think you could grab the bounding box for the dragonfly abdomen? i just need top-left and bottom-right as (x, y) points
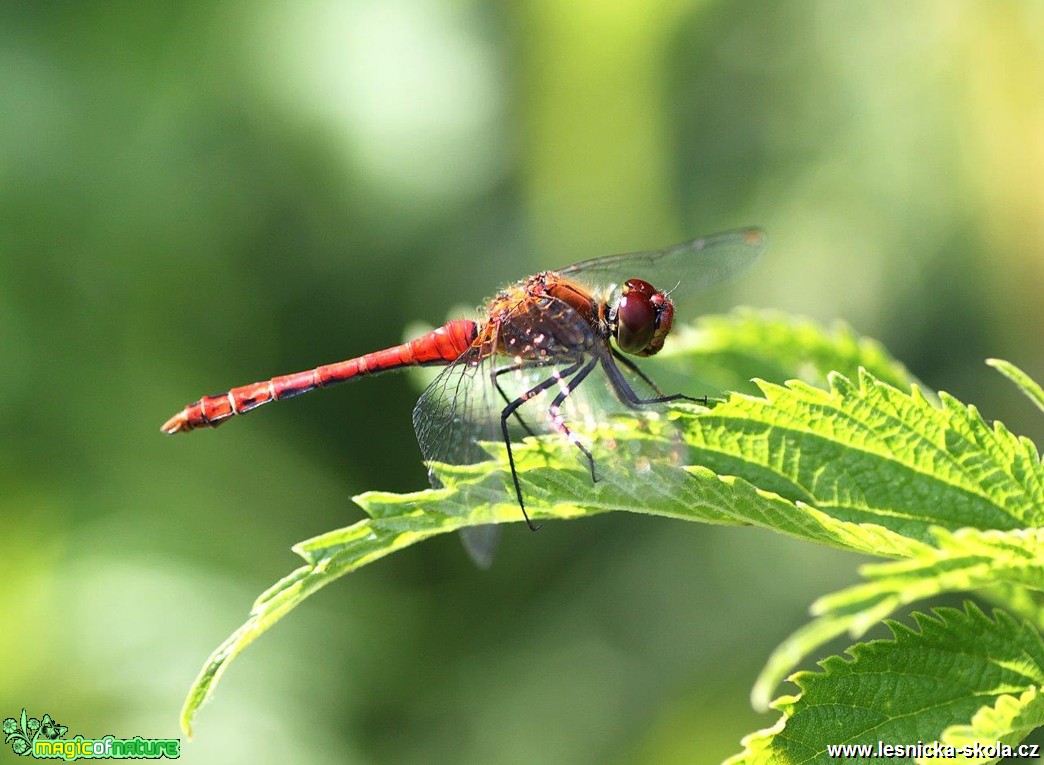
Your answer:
(161, 320), (478, 434)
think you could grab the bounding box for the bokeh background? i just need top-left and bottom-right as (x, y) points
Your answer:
(3, 2), (1043, 763)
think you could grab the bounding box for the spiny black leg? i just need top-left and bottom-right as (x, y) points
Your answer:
(499, 358), (584, 531)
(610, 348), (707, 405)
(491, 361), (565, 474)
(546, 356), (599, 483)
(601, 352), (708, 407)
(611, 348), (667, 397)
(491, 361), (543, 441)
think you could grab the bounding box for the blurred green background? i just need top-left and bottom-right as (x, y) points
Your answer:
(3, 1), (1043, 763)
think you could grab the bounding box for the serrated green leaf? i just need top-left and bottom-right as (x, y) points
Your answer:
(180, 313), (1044, 747)
(182, 376), (936, 735)
(688, 371), (1043, 544)
(728, 604), (1044, 765)
(940, 687), (1044, 763)
(752, 528), (1044, 710)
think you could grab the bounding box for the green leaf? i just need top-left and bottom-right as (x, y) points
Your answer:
(752, 528), (1044, 710)
(740, 360), (1044, 707)
(182, 425), (931, 734)
(987, 358), (1044, 414)
(180, 312), (1044, 749)
(941, 687), (1044, 761)
(656, 308), (919, 395)
(727, 604), (1044, 765)
(689, 372), (1043, 542)
(179, 508), (466, 737)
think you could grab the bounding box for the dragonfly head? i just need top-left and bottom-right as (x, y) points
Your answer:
(609, 278), (675, 357)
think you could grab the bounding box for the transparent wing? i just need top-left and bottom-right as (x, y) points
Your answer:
(558, 228), (766, 301)
(413, 345), (507, 568)
(412, 290), (604, 565)
(413, 344), (502, 483)
(413, 287), (606, 479)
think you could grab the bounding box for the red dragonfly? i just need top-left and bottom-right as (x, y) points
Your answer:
(163, 229), (765, 562)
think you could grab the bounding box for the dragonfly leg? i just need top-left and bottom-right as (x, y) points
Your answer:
(491, 361), (563, 475)
(602, 352), (707, 407)
(490, 361), (547, 441)
(498, 357), (585, 531)
(546, 356), (600, 483)
(610, 347), (667, 397)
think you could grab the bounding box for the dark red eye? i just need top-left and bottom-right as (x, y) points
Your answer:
(612, 278), (675, 357)
(615, 278), (672, 356)
(624, 278), (655, 297)
(616, 293), (655, 354)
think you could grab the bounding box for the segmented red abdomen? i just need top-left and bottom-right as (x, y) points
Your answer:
(161, 319), (478, 433)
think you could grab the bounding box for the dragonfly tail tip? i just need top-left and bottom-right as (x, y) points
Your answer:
(160, 411), (189, 434)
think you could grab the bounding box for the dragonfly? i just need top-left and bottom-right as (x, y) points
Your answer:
(162, 228), (765, 565)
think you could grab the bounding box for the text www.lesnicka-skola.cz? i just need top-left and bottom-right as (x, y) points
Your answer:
(824, 740), (1039, 759)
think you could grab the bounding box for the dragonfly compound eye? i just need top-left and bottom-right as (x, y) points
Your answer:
(616, 278), (673, 356)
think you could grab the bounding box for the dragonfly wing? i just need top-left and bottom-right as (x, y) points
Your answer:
(413, 346), (507, 567)
(412, 290), (609, 566)
(413, 289), (604, 489)
(558, 227), (766, 299)
(413, 345), (499, 478)
(458, 524), (501, 570)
